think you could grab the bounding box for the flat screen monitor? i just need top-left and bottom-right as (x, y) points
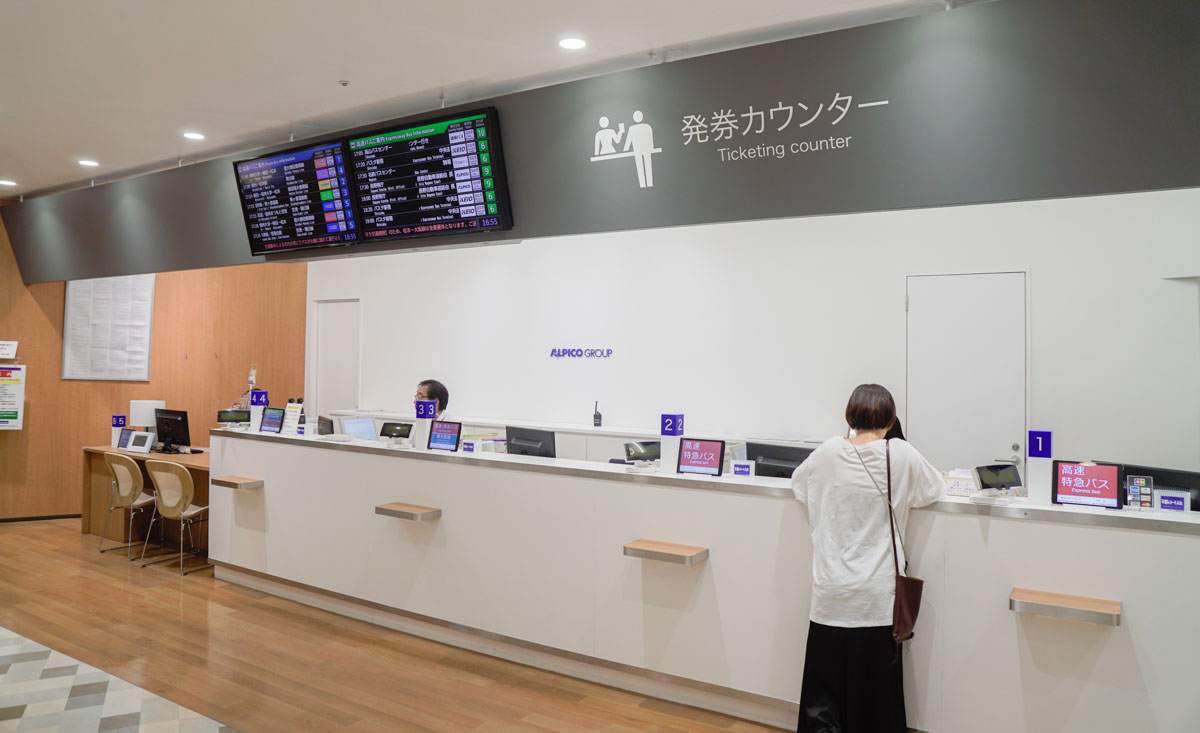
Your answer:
(428, 421), (462, 451)
(342, 417), (377, 442)
(346, 108), (513, 243)
(624, 441), (661, 462)
(380, 421), (413, 439)
(678, 438), (726, 477)
(506, 426), (556, 458)
(976, 464), (1023, 490)
(1052, 460), (1125, 509)
(117, 427), (133, 449)
(746, 442), (814, 478)
(154, 408), (191, 451)
(260, 407), (286, 434)
(317, 416), (334, 435)
(1122, 463), (1200, 511)
(217, 409), (251, 424)
(234, 140), (359, 255)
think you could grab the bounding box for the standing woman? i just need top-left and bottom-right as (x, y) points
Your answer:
(791, 384), (945, 732)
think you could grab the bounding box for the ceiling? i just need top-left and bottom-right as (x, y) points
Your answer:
(0, 0), (949, 198)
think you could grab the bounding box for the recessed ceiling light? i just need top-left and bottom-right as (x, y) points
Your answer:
(0, 180), (16, 186)
(559, 38), (586, 50)
(79, 159), (99, 167)
(183, 131), (205, 140)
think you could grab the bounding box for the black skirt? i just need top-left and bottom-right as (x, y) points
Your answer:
(797, 621), (906, 733)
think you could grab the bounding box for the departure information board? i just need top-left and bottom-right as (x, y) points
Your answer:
(234, 141), (358, 255)
(347, 108), (512, 242)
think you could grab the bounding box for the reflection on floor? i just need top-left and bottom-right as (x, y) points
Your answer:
(0, 626), (235, 733)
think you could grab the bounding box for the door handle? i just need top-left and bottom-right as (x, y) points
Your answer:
(992, 457), (1019, 465)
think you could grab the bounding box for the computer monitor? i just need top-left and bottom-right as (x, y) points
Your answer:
(746, 442), (814, 478)
(342, 417), (377, 442)
(380, 421), (413, 439)
(506, 426), (556, 458)
(1123, 463), (1200, 511)
(154, 408), (191, 453)
(624, 441), (661, 462)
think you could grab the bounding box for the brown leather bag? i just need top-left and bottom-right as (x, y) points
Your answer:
(885, 440), (924, 643)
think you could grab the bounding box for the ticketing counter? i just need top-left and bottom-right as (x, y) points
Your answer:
(207, 427), (1200, 732)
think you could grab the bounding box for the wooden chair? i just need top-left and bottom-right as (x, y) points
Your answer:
(99, 452), (156, 560)
(140, 460), (210, 575)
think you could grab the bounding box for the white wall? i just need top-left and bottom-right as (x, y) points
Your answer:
(306, 188), (1200, 471)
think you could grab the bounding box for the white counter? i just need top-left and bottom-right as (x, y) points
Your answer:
(208, 430), (1200, 731)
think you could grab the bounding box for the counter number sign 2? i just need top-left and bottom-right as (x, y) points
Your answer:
(111, 415), (126, 428)
(250, 390), (269, 407)
(661, 414), (684, 436)
(416, 400), (438, 419)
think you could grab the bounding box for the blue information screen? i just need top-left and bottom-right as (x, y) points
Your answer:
(235, 141), (358, 255)
(428, 421), (461, 451)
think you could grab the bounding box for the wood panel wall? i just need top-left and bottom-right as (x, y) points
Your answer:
(0, 214), (306, 520)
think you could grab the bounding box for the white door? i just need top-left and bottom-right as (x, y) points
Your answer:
(313, 299), (361, 419)
(906, 272), (1026, 476)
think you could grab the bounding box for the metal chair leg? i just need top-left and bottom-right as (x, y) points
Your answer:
(140, 508), (158, 565)
(98, 504), (115, 552)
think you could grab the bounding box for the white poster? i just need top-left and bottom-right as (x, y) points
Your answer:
(0, 364), (26, 430)
(62, 274), (155, 381)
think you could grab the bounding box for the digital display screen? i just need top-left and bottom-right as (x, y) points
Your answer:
(260, 407), (285, 434)
(130, 434), (150, 448)
(380, 422), (413, 439)
(1054, 462), (1120, 508)
(428, 421), (462, 451)
(678, 439), (725, 476)
(234, 141), (358, 255)
(977, 464), (1022, 489)
(118, 428), (133, 448)
(342, 417), (377, 442)
(347, 108), (512, 242)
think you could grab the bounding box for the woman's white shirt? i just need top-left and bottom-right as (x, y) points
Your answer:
(791, 437), (946, 627)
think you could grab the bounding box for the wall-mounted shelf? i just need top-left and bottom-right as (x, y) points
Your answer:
(1009, 587), (1121, 626)
(211, 475), (263, 490)
(375, 502), (442, 521)
(623, 539), (709, 565)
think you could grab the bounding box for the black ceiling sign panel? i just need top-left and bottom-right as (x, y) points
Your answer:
(4, 0), (1197, 283)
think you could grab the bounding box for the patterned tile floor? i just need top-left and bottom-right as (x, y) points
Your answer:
(0, 626), (235, 733)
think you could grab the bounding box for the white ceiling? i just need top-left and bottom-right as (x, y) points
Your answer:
(0, 0), (946, 198)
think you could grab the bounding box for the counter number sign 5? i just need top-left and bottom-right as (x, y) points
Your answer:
(416, 400), (438, 420)
(661, 414), (684, 437)
(251, 390), (269, 407)
(111, 415), (126, 428)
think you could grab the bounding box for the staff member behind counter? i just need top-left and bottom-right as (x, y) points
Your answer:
(414, 379), (451, 421)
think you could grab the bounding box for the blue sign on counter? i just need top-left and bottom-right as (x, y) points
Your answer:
(416, 400), (438, 419)
(250, 390), (269, 407)
(1028, 430), (1052, 458)
(661, 414), (685, 436)
(111, 415), (126, 428)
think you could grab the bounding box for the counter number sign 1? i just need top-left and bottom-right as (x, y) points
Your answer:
(250, 390), (269, 407)
(111, 415), (127, 428)
(661, 414), (685, 437)
(416, 400), (438, 419)
(1028, 430), (1052, 458)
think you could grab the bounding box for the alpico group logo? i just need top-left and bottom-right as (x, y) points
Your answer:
(549, 348), (614, 359)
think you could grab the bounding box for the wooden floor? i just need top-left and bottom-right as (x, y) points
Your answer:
(0, 519), (783, 732)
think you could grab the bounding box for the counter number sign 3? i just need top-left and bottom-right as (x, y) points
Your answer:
(416, 400), (438, 420)
(661, 414), (684, 436)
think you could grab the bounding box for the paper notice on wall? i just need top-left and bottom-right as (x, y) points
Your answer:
(0, 342), (17, 359)
(0, 364), (26, 430)
(62, 274), (155, 381)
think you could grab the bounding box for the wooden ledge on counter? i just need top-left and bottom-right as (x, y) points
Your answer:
(1009, 587), (1122, 626)
(623, 539), (709, 565)
(375, 502), (442, 521)
(211, 476), (264, 491)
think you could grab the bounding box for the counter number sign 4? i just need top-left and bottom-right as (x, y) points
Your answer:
(416, 400), (438, 420)
(661, 414), (684, 436)
(250, 390), (269, 407)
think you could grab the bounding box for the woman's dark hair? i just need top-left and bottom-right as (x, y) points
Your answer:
(845, 384), (896, 432)
(419, 379), (449, 410)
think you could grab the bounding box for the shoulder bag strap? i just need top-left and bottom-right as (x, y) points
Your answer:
(886, 439), (902, 578)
